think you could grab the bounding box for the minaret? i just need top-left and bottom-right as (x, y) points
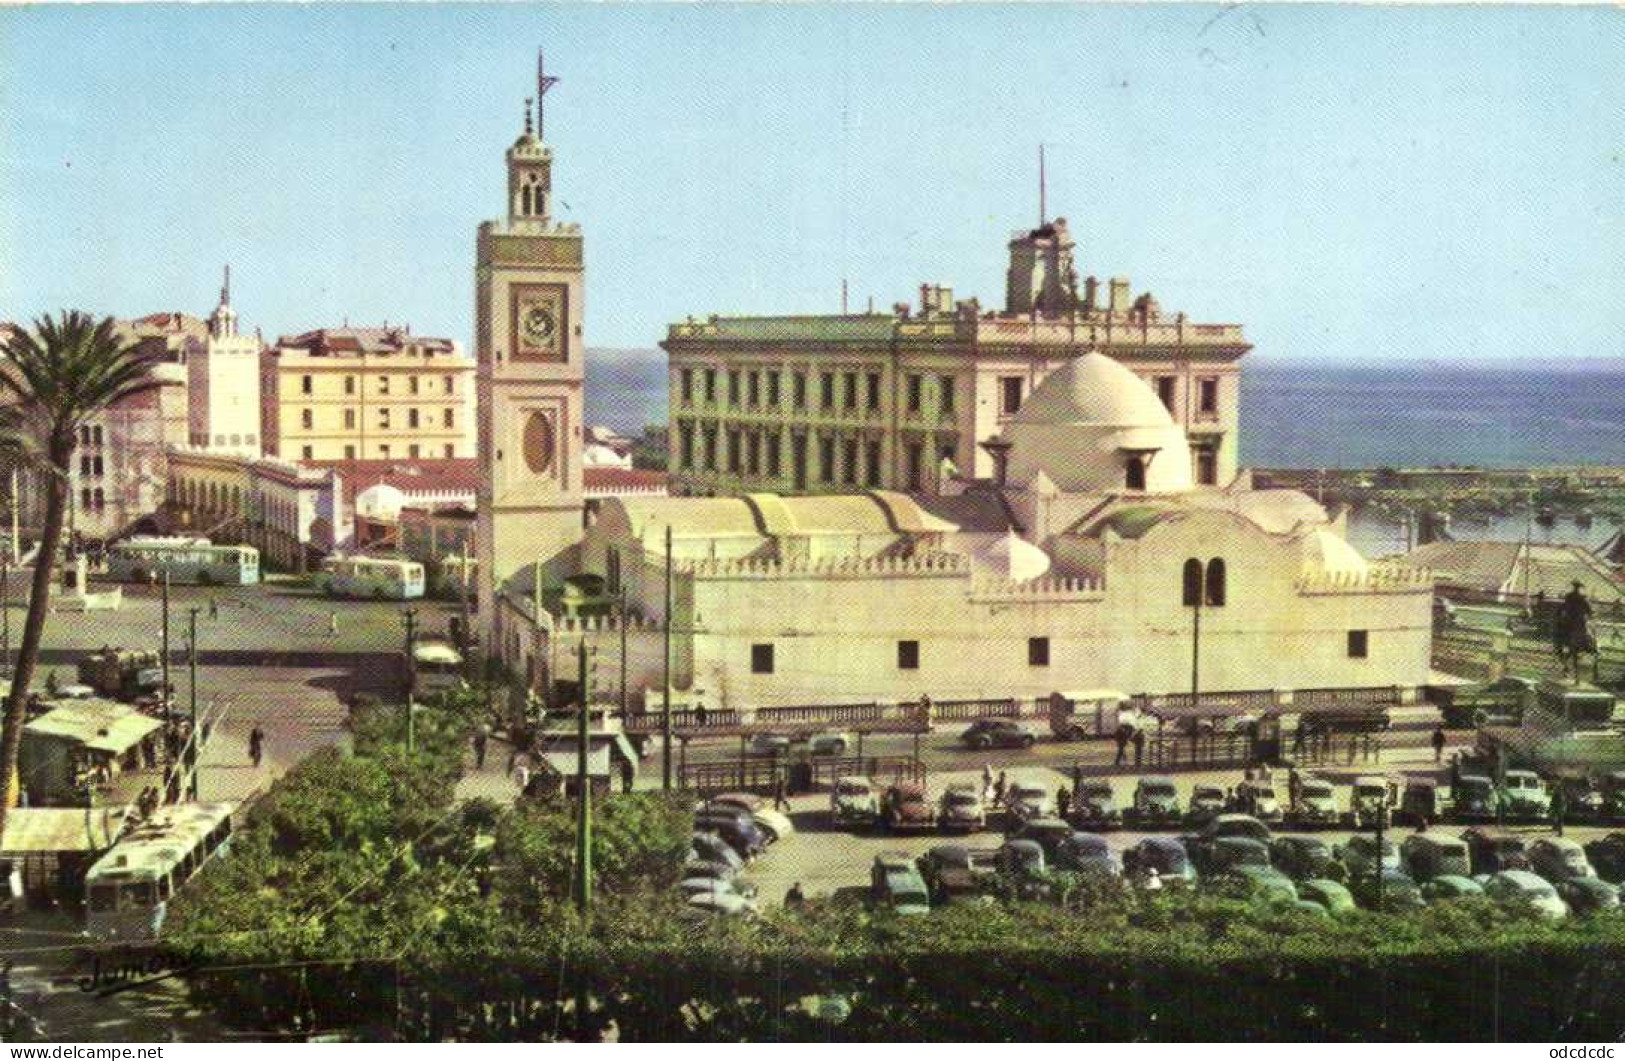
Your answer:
(475, 50), (586, 651)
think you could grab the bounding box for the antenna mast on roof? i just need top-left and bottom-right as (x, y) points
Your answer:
(536, 48), (560, 142)
(1038, 143), (1047, 226)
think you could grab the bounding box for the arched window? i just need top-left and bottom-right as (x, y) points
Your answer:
(1181, 558), (1203, 607)
(92, 488), (105, 512)
(1205, 558), (1227, 607)
(606, 546), (622, 596)
(1125, 456), (1146, 491)
(521, 184), (533, 216)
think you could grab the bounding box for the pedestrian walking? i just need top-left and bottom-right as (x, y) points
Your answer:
(993, 771), (1007, 807)
(694, 702), (708, 728)
(248, 725), (265, 769)
(785, 882), (806, 907)
(473, 726), (489, 769)
(208, 597), (219, 620)
(1056, 784), (1071, 821)
(1288, 768), (1301, 807)
(774, 774), (791, 812)
(1114, 726), (1130, 766)
(327, 610), (339, 637)
(1132, 729), (1146, 767)
(1431, 726), (1446, 764)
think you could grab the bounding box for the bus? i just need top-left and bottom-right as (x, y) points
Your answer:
(412, 641), (465, 698)
(84, 801), (237, 941)
(314, 555), (425, 600)
(104, 536), (260, 586)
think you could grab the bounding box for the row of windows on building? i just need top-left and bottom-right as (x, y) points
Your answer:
(298, 373), (459, 397)
(77, 425), (105, 447)
(745, 629), (1373, 676)
(297, 442), (457, 461)
(1154, 375), (1222, 418)
(297, 407), (456, 431)
(678, 366), (958, 419)
(79, 487), (107, 513)
(676, 421), (957, 490)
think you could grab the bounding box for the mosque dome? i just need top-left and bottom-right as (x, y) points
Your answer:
(1004, 351), (1193, 495)
(1301, 528), (1370, 577)
(970, 530), (1053, 581)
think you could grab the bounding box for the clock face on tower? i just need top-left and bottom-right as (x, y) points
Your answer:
(509, 283), (568, 362)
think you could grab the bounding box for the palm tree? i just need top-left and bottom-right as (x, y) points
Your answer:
(0, 311), (163, 836)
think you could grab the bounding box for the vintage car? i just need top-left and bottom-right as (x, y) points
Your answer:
(1350, 869), (1427, 912)
(960, 718), (1038, 750)
(1434, 675), (1535, 728)
(1346, 775), (1394, 829)
(917, 845), (997, 904)
(870, 853), (931, 915)
(1297, 878), (1357, 915)
(1334, 834), (1400, 879)
(1124, 776), (1182, 827)
(1270, 835), (1339, 882)
(1401, 833), (1472, 882)
(1527, 837), (1596, 883)
(1070, 780), (1122, 830)
(1007, 817), (1075, 860)
(1555, 876), (1620, 915)
(938, 784), (987, 833)
(1285, 776), (1341, 829)
(1583, 832), (1625, 883)
(1477, 870), (1567, 920)
(1230, 778), (1283, 823)
(1053, 833), (1119, 878)
(1122, 837), (1195, 884)
(1420, 874), (1485, 902)
(830, 776), (879, 827)
(1184, 784), (1228, 827)
(881, 781), (937, 833)
(1461, 828), (1531, 875)
(1447, 775), (1499, 823)
(1004, 780), (1054, 825)
(1497, 769), (1552, 822)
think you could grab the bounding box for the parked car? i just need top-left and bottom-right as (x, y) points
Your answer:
(1070, 780), (1122, 830)
(938, 784), (987, 833)
(704, 796), (793, 844)
(677, 876), (757, 901)
(1334, 834), (1400, 879)
(882, 781), (937, 832)
(1461, 828), (1532, 875)
(1221, 863), (1299, 903)
(1053, 832), (1118, 878)
(870, 853), (932, 915)
(1346, 775), (1393, 828)
(745, 733), (792, 758)
(1004, 780), (1053, 825)
(961, 718), (1038, 750)
(1498, 769), (1551, 822)
(693, 813), (768, 859)
(1270, 835), (1339, 882)
(1350, 869), (1426, 912)
(1555, 876), (1619, 915)
(1436, 675), (1535, 727)
(1527, 836), (1596, 882)
(1400, 833), (1472, 882)
(1008, 817), (1075, 860)
(807, 731), (852, 758)
(1477, 870), (1568, 920)
(1230, 778), (1283, 823)
(1556, 776), (1606, 823)
(1582, 832), (1625, 883)
(1182, 813), (1272, 869)
(831, 775), (879, 827)
(681, 857), (741, 884)
(691, 832), (745, 873)
(1202, 836), (1272, 876)
(1122, 837), (1195, 885)
(685, 890), (759, 917)
(1419, 874), (1485, 902)
(1297, 878), (1357, 915)
(1396, 780), (1439, 826)
(917, 845), (996, 903)
(1125, 776), (1181, 827)
(1285, 775), (1340, 829)
(1602, 771), (1625, 822)
(994, 839), (1050, 899)
(1184, 784), (1228, 827)
(1448, 775), (1498, 822)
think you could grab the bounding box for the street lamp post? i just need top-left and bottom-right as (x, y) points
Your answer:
(187, 606), (200, 800)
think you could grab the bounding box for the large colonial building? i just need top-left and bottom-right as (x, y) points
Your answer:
(188, 267), (262, 456)
(260, 326), (475, 462)
(663, 216), (1249, 499)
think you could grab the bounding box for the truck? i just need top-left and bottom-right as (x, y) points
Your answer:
(77, 647), (163, 701)
(1047, 689), (1134, 741)
(1345, 775), (1394, 829)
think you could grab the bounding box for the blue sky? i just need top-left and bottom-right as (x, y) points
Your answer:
(2, 4), (1621, 363)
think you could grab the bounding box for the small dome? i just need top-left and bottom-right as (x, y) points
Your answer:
(1302, 528), (1369, 577)
(971, 530), (1053, 581)
(1005, 351), (1192, 494)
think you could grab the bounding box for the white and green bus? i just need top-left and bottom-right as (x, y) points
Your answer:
(105, 536), (260, 586)
(85, 801), (237, 941)
(314, 555), (426, 600)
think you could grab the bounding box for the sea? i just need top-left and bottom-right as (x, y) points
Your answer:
(589, 354), (1625, 469)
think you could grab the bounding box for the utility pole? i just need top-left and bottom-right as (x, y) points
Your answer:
(1, 545), (9, 678)
(662, 524), (674, 791)
(574, 640), (593, 913)
(618, 584), (628, 720)
(9, 468), (19, 565)
(187, 607), (200, 800)
(402, 607), (418, 752)
(160, 570), (171, 756)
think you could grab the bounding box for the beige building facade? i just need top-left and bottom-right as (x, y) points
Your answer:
(664, 217), (1248, 499)
(188, 268), (263, 456)
(260, 327), (475, 462)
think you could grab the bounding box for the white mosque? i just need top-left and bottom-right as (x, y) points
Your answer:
(500, 351), (1433, 710)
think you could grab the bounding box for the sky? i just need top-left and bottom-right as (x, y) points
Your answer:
(1, 3), (1622, 365)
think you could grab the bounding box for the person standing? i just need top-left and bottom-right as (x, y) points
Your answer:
(785, 882), (806, 907)
(1114, 726), (1130, 767)
(1431, 726), (1446, 764)
(208, 597), (219, 621)
(774, 773), (791, 812)
(248, 725), (265, 769)
(1056, 784), (1071, 821)
(327, 610), (339, 638)
(473, 725), (489, 769)
(993, 771), (1007, 807)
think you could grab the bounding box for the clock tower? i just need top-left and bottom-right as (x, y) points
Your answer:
(476, 51), (584, 641)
